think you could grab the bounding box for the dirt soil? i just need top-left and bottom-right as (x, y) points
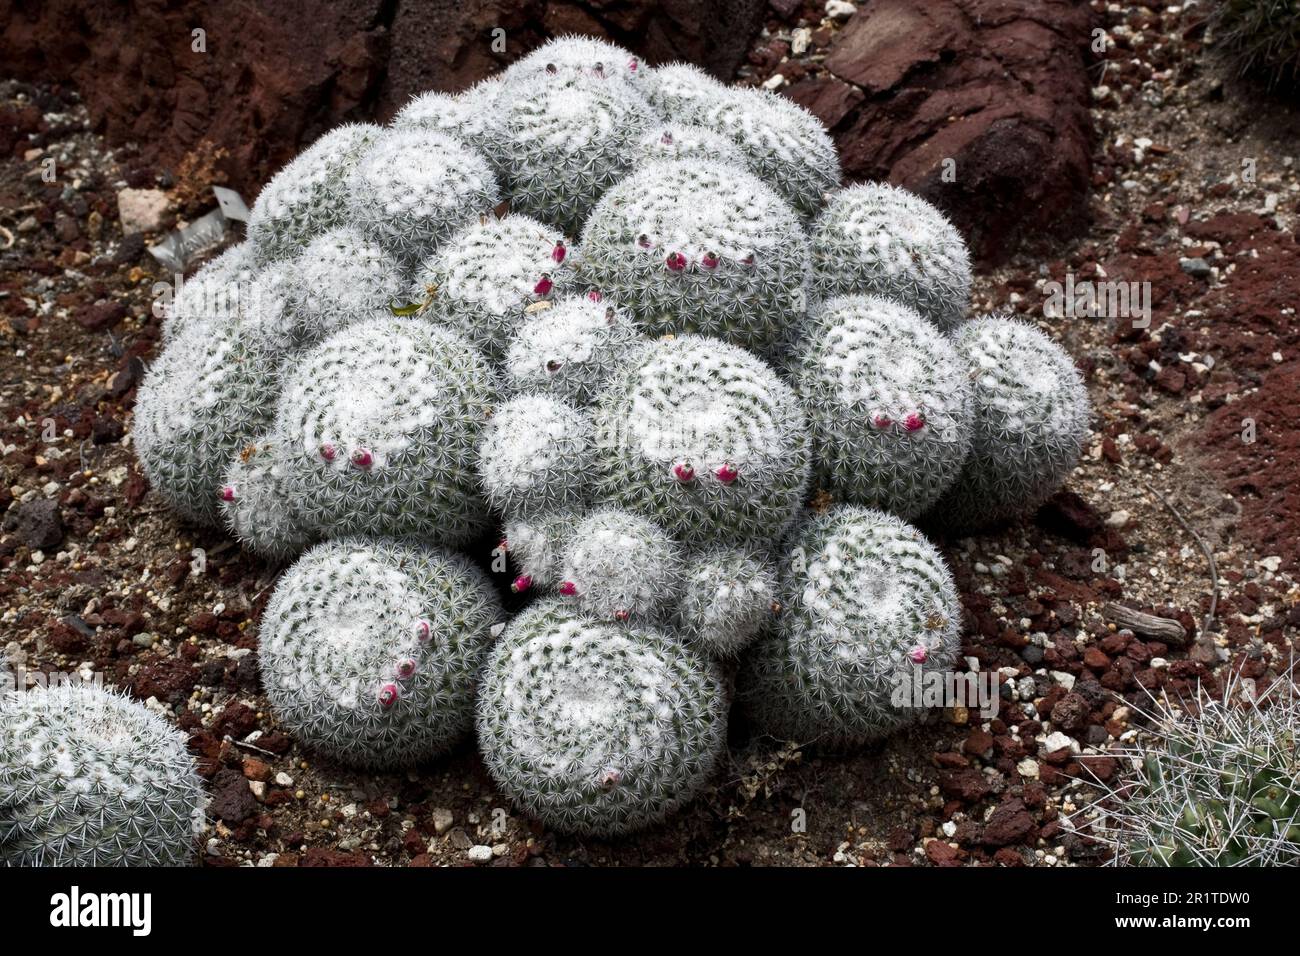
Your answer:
(1, 1), (1297, 867)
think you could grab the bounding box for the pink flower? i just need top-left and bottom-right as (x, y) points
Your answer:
(415, 619), (431, 642)
(551, 241), (567, 264)
(871, 413), (892, 429)
(397, 658), (417, 679)
(511, 574), (532, 594)
(660, 131), (674, 145)
(534, 275), (553, 295)
(378, 683), (400, 708)
(673, 462), (696, 483)
(903, 412), (926, 432)
(908, 645), (928, 664)
(218, 485), (236, 503)
(599, 768), (623, 787)
(319, 442), (337, 462)
(350, 448), (374, 470)
(559, 580), (577, 596)
(587, 289), (604, 302)
(665, 252), (687, 272)
(701, 252), (720, 269)
(628, 57), (639, 73)
(613, 608), (631, 622)
(714, 463), (739, 484)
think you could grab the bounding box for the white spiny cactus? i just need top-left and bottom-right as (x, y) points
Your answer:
(503, 294), (642, 406)
(676, 546), (778, 658)
(645, 62), (728, 119)
(634, 123), (748, 168)
(557, 507), (684, 625)
(476, 393), (595, 518)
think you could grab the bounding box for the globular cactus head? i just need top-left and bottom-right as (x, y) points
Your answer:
(792, 295), (974, 518)
(487, 79), (656, 237)
(503, 294), (642, 406)
(0, 682), (205, 866)
(476, 393), (595, 518)
(557, 507), (684, 624)
(811, 183), (972, 333)
(162, 242), (255, 343)
(634, 123), (748, 168)
(476, 599), (725, 837)
(390, 78), (504, 152)
(247, 122), (384, 266)
(410, 214), (578, 362)
(133, 319), (280, 525)
(271, 316), (495, 546)
(594, 335), (810, 548)
(503, 509), (579, 591)
(676, 546), (778, 658)
(645, 62), (729, 119)
(219, 432), (313, 562)
(685, 87), (841, 219)
(501, 35), (648, 95)
(260, 538), (504, 769)
(739, 505), (961, 747)
(345, 128), (500, 274)
(929, 315), (1090, 531)
(579, 159), (811, 355)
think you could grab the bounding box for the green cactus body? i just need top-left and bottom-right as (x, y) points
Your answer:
(219, 432), (313, 562)
(476, 394), (595, 518)
(161, 242), (255, 343)
(345, 128), (500, 274)
(261, 538), (504, 769)
(411, 214), (578, 362)
(645, 62), (729, 119)
(676, 546), (778, 658)
(503, 294), (643, 406)
(930, 315), (1090, 531)
(248, 122), (384, 266)
(579, 159), (811, 355)
(594, 335), (810, 548)
(557, 507), (684, 625)
(0, 683), (205, 866)
(792, 295), (974, 518)
(811, 183), (972, 333)
(476, 599), (725, 836)
(634, 123), (748, 168)
(504, 510), (579, 591)
(272, 316), (495, 546)
(739, 505), (961, 746)
(133, 319), (281, 525)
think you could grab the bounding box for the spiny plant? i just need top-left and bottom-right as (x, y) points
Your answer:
(260, 538), (504, 769)
(408, 214), (578, 362)
(578, 158), (811, 355)
(133, 318), (280, 525)
(1211, 0), (1300, 92)
(811, 182), (972, 333)
(503, 294), (642, 406)
(557, 507), (684, 625)
(247, 122), (384, 266)
(0, 682), (205, 866)
(594, 334), (811, 549)
(500, 34), (649, 96)
(345, 127), (500, 273)
(930, 315), (1090, 531)
(503, 509), (579, 592)
(645, 62), (728, 117)
(634, 123), (748, 168)
(476, 393), (596, 518)
(487, 79), (657, 237)
(1086, 670), (1300, 866)
(738, 505), (962, 747)
(476, 599), (726, 837)
(675, 546), (778, 658)
(161, 242), (254, 343)
(219, 431), (313, 562)
(391, 79), (504, 152)
(792, 294), (974, 518)
(269, 316), (495, 547)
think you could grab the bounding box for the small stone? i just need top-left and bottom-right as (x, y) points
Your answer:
(1041, 731), (1079, 755)
(1016, 758), (1040, 779)
(1179, 257), (1211, 278)
(274, 771), (295, 787)
(116, 187), (169, 234)
(1105, 509), (1130, 528)
(491, 843), (509, 857)
(8, 499), (64, 550)
(825, 0), (857, 18)
(431, 807), (454, 835)
(467, 844), (493, 863)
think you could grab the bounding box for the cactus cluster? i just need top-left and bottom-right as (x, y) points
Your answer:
(0, 682), (205, 866)
(120, 34), (1096, 847)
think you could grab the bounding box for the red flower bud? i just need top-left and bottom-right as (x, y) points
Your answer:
(551, 241), (566, 264)
(673, 462), (695, 483)
(219, 485), (236, 503)
(903, 412), (925, 432)
(714, 463), (739, 484)
(511, 574), (532, 594)
(534, 275), (553, 295)
(351, 448), (374, 470)
(378, 683), (400, 708)
(559, 581), (577, 596)
(665, 252), (687, 272)
(319, 442), (337, 462)
(701, 252), (720, 269)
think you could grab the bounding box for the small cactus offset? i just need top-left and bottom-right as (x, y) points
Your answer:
(476, 600), (726, 837)
(811, 183), (972, 333)
(219, 432), (313, 562)
(410, 214), (578, 362)
(0, 682), (205, 866)
(930, 315), (1090, 531)
(633, 123), (748, 169)
(504, 509), (580, 592)
(260, 538), (505, 769)
(247, 122), (384, 266)
(391, 80), (503, 152)
(739, 505), (962, 747)
(675, 546), (778, 658)
(578, 158), (811, 355)
(503, 294), (642, 406)
(161, 242), (254, 343)
(270, 316), (495, 547)
(792, 295), (974, 518)
(476, 393), (595, 518)
(500, 34), (649, 96)
(345, 128), (500, 273)
(594, 334), (811, 548)
(557, 507), (684, 625)
(644, 62), (729, 121)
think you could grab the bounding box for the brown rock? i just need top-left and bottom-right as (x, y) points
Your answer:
(982, 798), (1036, 846)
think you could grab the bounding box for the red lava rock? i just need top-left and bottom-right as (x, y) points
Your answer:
(992, 846), (1027, 866)
(210, 767), (258, 824)
(925, 840), (966, 867)
(302, 848), (373, 867)
(818, 0), (1097, 264)
(73, 300), (126, 331)
(982, 797), (1036, 847)
(784, 74), (864, 130)
(1154, 366), (1186, 394)
(1077, 754), (1117, 782)
(129, 656), (199, 704)
(940, 768), (992, 803)
(6, 498), (63, 550)
(1082, 646), (1111, 671)
(242, 756), (271, 782)
(1049, 692), (1089, 733)
(964, 728), (994, 756)
(211, 702), (259, 741)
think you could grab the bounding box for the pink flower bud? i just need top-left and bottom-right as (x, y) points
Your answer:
(397, 658), (417, 679)
(637, 234), (652, 249)
(714, 463), (739, 484)
(546, 359), (563, 373)
(660, 130), (674, 145)
(587, 289), (604, 302)
(218, 485), (236, 502)
(701, 252), (720, 269)
(665, 252), (687, 272)
(909, 645), (928, 664)
(511, 574), (532, 594)
(613, 608), (630, 622)
(903, 412), (926, 432)
(350, 448), (373, 470)
(628, 57), (639, 73)
(378, 683), (400, 708)
(673, 462), (695, 483)
(871, 413), (892, 429)
(740, 254), (755, 267)
(416, 619), (431, 642)
(534, 274), (553, 295)
(551, 241), (567, 264)
(559, 580), (577, 596)
(319, 442), (337, 462)
(599, 768), (623, 787)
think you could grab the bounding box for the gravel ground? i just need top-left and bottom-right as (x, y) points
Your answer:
(1, 1), (1296, 867)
